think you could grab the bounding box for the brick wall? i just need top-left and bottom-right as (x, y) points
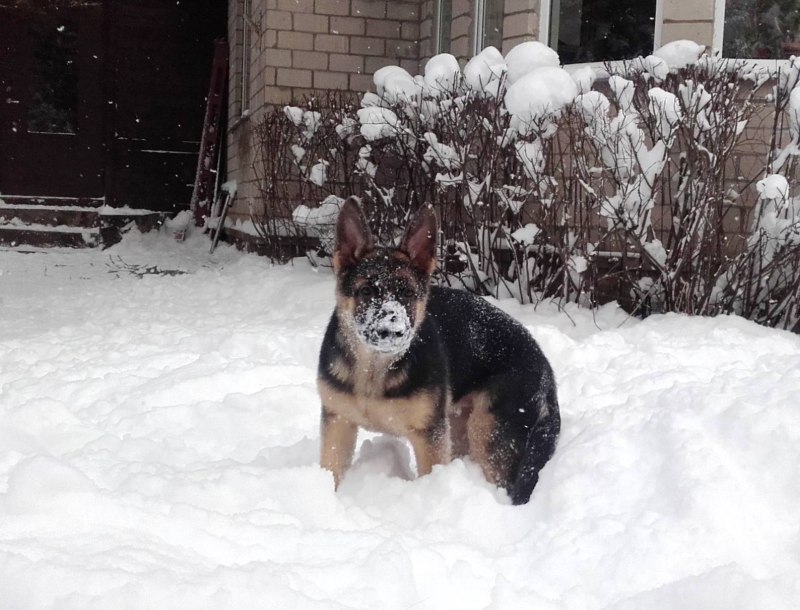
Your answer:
(225, 0), (424, 228)
(661, 0), (715, 47)
(501, 0), (540, 53)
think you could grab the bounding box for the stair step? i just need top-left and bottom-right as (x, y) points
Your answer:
(0, 204), (100, 229)
(0, 223), (101, 248)
(0, 195), (104, 208)
(0, 196), (170, 248)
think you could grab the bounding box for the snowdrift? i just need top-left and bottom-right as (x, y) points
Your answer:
(0, 234), (798, 609)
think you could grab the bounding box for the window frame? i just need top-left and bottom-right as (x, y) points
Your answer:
(239, 0), (252, 118)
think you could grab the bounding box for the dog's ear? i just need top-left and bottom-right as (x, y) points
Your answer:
(334, 196), (374, 271)
(399, 205), (438, 276)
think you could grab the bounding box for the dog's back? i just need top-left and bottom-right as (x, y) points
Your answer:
(426, 286), (560, 504)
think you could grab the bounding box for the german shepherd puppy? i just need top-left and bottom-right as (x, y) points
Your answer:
(318, 197), (560, 504)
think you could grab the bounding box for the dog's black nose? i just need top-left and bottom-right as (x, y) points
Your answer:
(376, 328), (405, 341)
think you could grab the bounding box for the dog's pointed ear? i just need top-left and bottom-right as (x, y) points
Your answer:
(400, 205), (438, 276)
(334, 196), (374, 271)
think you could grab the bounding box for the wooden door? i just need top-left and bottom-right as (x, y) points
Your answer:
(105, 0), (227, 212)
(0, 3), (106, 201)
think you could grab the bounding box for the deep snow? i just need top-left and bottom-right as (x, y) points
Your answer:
(0, 232), (799, 609)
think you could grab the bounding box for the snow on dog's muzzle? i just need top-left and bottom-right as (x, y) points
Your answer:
(355, 300), (414, 353)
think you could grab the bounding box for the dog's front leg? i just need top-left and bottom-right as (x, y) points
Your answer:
(407, 418), (450, 477)
(320, 407), (357, 488)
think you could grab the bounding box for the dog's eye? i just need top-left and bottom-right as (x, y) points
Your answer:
(400, 287), (416, 298)
(358, 286), (374, 298)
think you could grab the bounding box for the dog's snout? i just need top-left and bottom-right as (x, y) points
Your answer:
(354, 299), (414, 353)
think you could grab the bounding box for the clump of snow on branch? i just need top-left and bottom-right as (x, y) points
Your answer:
(423, 132), (461, 171)
(571, 66), (597, 93)
(308, 161), (329, 187)
(283, 106), (321, 140)
(504, 67), (578, 136)
(464, 46), (507, 97)
(357, 107), (401, 141)
(504, 41), (560, 84)
(753, 175), (799, 260)
(373, 65), (419, 104)
(292, 194), (344, 251)
(652, 39), (705, 70)
(424, 53), (461, 96)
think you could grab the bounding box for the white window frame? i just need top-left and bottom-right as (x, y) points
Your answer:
(240, 0), (252, 117)
(472, 0), (486, 56)
(712, 0), (725, 51)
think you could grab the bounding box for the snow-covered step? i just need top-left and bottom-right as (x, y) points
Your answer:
(0, 195), (104, 208)
(0, 198), (169, 248)
(0, 221), (101, 248)
(0, 203), (101, 229)
(0, 198), (103, 248)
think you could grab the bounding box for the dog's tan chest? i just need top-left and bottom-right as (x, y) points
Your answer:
(317, 371), (434, 436)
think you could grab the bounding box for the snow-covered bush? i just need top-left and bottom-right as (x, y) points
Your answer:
(252, 91), (364, 262)
(253, 46), (599, 303)
(716, 174), (800, 330)
(252, 43), (800, 331)
(596, 54), (769, 315)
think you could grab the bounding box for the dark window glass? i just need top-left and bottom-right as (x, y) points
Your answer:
(437, 0), (453, 54)
(241, 0), (252, 114)
(550, 0), (657, 63)
(27, 19), (79, 134)
(724, 0), (800, 59)
(481, 0), (504, 51)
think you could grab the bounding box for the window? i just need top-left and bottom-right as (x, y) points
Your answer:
(435, 0), (453, 54)
(475, 0), (504, 53)
(27, 19), (79, 134)
(434, 0), (502, 56)
(240, 0), (252, 116)
(547, 0), (658, 63)
(722, 0), (800, 59)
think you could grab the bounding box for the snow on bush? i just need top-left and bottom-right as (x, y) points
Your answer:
(652, 39), (706, 69)
(252, 41), (799, 331)
(504, 40), (560, 84)
(463, 46), (507, 96)
(373, 65), (419, 104)
(504, 67), (578, 135)
(424, 53), (461, 96)
(357, 106), (401, 141)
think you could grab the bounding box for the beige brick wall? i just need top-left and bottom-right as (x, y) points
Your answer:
(448, 0), (473, 61)
(226, 0), (425, 225)
(418, 0), (436, 62)
(502, 0), (540, 53)
(660, 0), (715, 47)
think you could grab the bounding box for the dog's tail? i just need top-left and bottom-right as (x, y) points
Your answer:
(509, 385), (560, 505)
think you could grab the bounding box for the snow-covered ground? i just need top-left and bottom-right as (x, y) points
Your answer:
(0, 231), (798, 609)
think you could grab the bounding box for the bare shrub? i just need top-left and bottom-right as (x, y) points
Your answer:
(249, 53), (800, 332)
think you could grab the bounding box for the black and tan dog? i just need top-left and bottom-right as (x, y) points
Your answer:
(317, 197), (560, 504)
